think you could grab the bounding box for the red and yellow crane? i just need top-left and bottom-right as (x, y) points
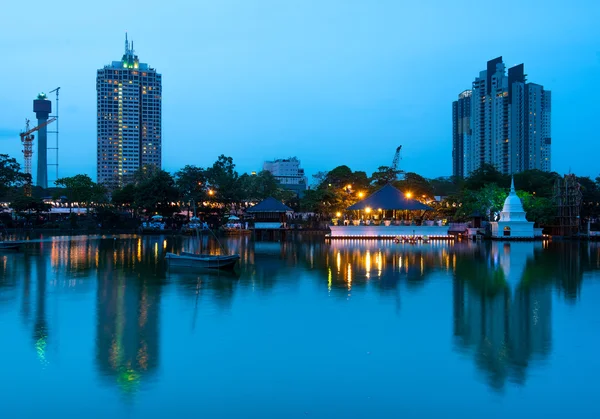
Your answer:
(19, 117), (56, 196)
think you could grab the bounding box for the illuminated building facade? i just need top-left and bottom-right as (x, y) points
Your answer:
(96, 34), (162, 188)
(262, 157), (308, 197)
(454, 57), (551, 176)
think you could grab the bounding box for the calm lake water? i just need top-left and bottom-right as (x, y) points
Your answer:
(1, 235), (600, 419)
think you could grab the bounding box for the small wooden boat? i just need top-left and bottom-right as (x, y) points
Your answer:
(0, 241), (22, 251)
(165, 252), (240, 270)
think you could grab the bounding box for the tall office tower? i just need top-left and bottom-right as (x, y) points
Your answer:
(452, 90), (472, 178)
(456, 57), (551, 176)
(96, 34), (162, 188)
(262, 157), (308, 197)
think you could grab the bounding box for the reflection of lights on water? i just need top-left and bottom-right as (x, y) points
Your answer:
(36, 336), (48, 366)
(377, 251), (382, 277)
(137, 239), (142, 262)
(365, 251), (371, 279)
(163, 239), (167, 250)
(154, 242), (158, 258)
(399, 255), (403, 269)
(336, 252), (341, 273)
(420, 256), (424, 275)
(347, 263), (352, 290)
(328, 267), (332, 293)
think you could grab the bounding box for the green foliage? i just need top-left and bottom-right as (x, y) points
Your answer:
(513, 170), (560, 199)
(463, 163), (510, 191)
(577, 176), (600, 219)
(371, 166), (401, 187)
(430, 176), (462, 197)
(239, 171), (295, 202)
(111, 183), (137, 207)
(133, 170), (179, 216)
(517, 191), (555, 226)
(174, 165), (207, 215)
(206, 155), (241, 204)
(394, 172), (434, 200)
(55, 174), (106, 212)
(456, 183), (507, 221)
(0, 154), (30, 197)
(10, 195), (51, 214)
(301, 165), (371, 213)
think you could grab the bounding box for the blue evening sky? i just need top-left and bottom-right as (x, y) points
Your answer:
(0, 0), (598, 184)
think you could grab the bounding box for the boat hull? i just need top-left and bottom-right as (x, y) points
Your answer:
(165, 252), (239, 270)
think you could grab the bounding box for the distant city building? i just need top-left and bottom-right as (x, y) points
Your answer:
(452, 90), (472, 178)
(262, 157), (308, 197)
(453, 57), (551, 177)
(96, 34), (162, 188)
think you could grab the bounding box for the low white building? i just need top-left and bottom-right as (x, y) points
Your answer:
(262, 157), (308, 197)
(491, 178), (534, 239)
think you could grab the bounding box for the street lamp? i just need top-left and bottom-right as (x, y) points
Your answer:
(405, 192), (412, 199)
(365, 207), (372, 214)
(358, 192), (365, 198)
(208, 190), (214, 196)
(335, 212), (341, 217)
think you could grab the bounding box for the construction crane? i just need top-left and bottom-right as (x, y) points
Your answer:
(20, 117), (56, 196)
(391, 145), (404, 180)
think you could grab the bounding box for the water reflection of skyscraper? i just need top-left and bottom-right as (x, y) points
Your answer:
(453, 242), (552, 390)
(95, 242), (161, 395)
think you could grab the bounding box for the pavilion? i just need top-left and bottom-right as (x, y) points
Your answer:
(246, 197), (292, 229)
(329, 184), (451, 239)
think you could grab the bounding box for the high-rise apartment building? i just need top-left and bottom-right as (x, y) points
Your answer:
(453, 57), (551, 177)
(452, 90), (472, 178)
(97, 35), (162, 188)
(262, 157), (308, 197)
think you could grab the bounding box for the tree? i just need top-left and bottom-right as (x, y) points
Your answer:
(55, 174), (104, 213)
(134, 170), (179, 216)
(175, 165), (207, 217)
(239, 171), (295, 202)
(0, 154), (30, 198)
(206, 155), (242, 205)
(394, 172), (434, 201)
(430, 176), (462, 197)
(111, 183), (137, 208)
(464, 164), (510, 191)
(371, 166), (401, 187)
(514, 170), (560, 199)
(10, 195), (51, 214)
(457, 183), (507, 221)
(577, 176), (600, 219)
(302, 165), (371, 215)
(517, 192), (555, 226)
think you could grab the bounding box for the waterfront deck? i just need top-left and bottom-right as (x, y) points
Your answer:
(328, 225), (452, 239)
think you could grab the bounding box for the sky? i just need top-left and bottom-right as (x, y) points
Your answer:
(1, 0), (599, 185)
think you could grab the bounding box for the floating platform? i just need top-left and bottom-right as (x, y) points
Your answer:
(327, 225), (453, 240)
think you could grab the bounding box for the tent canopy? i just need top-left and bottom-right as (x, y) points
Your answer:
(246, 197), (293, 213)
(346, 184), (432, 211)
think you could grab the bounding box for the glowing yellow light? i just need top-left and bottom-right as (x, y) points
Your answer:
(365, 207), (372, 214)
(405, 192), (412, 199)
(358, 192), (365, 198)
(346, 184), (352, 190)
(336, 212), (341, 217)
(208, 190), (214, 196)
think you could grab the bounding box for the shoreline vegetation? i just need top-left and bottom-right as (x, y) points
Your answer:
(1, 154), (599, 236)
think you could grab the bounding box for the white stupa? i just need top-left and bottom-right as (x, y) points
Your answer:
(491, 177), (534, 239)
